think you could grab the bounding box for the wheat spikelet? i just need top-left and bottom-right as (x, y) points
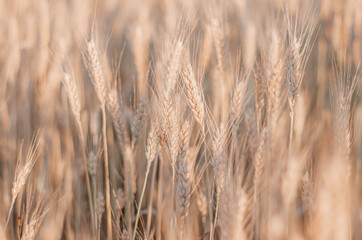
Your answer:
(107, 88), (129, 148)
(133, 120), (160, 240)
(267, 29), (283, 128)
(62, 70), (81, 123)
(63, 65), (95, 230)
(251, 128), (267, 238)
(21, 189), (58, 240)
(282, 155), (305, 209)
(83, 37), (107, 106)
(212, 124), (227, 197)
(166, 41), (183, 91)
(83, 33), (112, 239)
(334, 94), (352, 178)
(211, 16), (227, 120)
(96, 192), (105, 239)
(219, 183), (248, 240)
(211, 18), (225, 75)
(176, 121), (193, 219)
(332, 64), (358, 181)
(244, 23), (257, 71)
(145, 122), (160, 163)
(253, 128), (267, 202)
(121, 229), (131, 240)
(176, 153), (192, 218)
(254, 63), (265, 131)
(96, 192), (105, 218)
(21, 219), (37, 240)
(87, 151), (97, 177)
(200, 26), (212, 69)
(179, 121), (191, 159)
(196, 189), (208, 225)
(182, 63), (205, 126)
(301, 171), (314, 222)
(132, 21), (150, 97)
(286, 37), (302, 110)
(7, 131), (42, 227)
(116, 188), (126, 212)
(163, 91), (180, 164)
(131, 93), (147, 148)
(230, 79), (248, 126)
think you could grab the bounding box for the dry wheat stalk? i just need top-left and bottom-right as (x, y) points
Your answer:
(63, 65), (95, 233)
(133, 119), (160, 239)
(83, 34), (112, 239)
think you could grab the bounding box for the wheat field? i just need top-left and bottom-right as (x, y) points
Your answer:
(0, 0), (361, 239)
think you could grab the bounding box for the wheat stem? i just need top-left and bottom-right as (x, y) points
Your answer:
(133, 162), (151, 240)
(101, 105), (112, 240)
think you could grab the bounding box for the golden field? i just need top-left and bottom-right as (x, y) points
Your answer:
(0, 0), (361, 239)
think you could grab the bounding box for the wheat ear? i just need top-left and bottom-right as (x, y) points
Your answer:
(6, 131), (42, 228)
(182, 63), (205, 126)
(176, 121), (193, 238)
(107, 88), (128, 149)
(63, 68), (95, 233)
(254, 64), (265, 133)
(83, 36), (112, 240)
(133, 122), (159, 240)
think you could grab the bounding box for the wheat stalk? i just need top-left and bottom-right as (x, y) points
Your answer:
(6, 131), (42, 228)
(83, 35), (112, 240)
(133, 121), (160, 240)
(63, 67), (96, 233)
